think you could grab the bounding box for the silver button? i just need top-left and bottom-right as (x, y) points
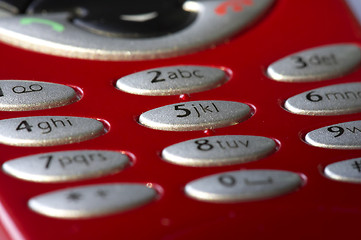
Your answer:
(285, 82), (361, 115)
(185, 170), (302, 202)
(116, 66), (227, 96)
(2, 150), (129, 182)
(28, 184), (157, 219)
(0, 116), (106, 146)
(0, 80), (79, 111)
(0, 0), (275, 60)
(139, 100), (251, 131)
(305, 120), (361, 149)
(325, 158), (361, 183)
(162, 135), (276, 166)
(267, 44), (361, 82)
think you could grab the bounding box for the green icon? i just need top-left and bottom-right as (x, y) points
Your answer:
(20, 17), (65, 32)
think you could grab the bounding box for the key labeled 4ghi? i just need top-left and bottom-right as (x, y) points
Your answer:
(0, 116), (106, 146)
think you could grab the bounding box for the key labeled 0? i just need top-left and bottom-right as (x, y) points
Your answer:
(0, 116), (106, 146)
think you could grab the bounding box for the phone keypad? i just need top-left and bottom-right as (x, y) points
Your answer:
(0, 116), (106, 146)
(2, 150), (130, 182)
(185, 170), (302, 202)
(162, 135), (276, 167)
(267, 44), (361, 82)
(305, 120), (361, 149)
(28, 184), (157, 219)
(139, 100), (251, 131)
(116, 66), (227, 96)
(0, 80), (79, 111)
(285, 82), (361, 116)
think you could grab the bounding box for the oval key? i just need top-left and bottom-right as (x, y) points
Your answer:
(139, 100), (251, 131)
(116, 66), (227, 96)
(162, 135), (276, 166)
(285, 82), (361, 115)
(2, 150), (129, 182)
(0, 80), (79, 111)
(267, 44), (361, 82)
(0, 116), (106, 146)
(324, 158), (361, 183)
(305, 120), (361, 149)
(185, 170), (302, 202)
(28, 184), (157, 219)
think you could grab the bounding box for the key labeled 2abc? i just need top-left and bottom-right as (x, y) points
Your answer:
(139, 100), (251, 131)
(116, 66), (227, 96)
(0, 116), (106, 146)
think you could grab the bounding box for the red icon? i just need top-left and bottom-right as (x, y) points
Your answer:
(215, 0), (253, 16)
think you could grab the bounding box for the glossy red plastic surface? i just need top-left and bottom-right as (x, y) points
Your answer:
(0, 0), (360, 239)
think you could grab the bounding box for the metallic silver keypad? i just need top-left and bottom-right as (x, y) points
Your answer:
(28, 184), (157, 219)
(305, 120), (361, 149)
(162, 135), (276, 166)
(267, 44), (361, 82)
(2, 150), (130, 182)
(0, 0), (275, 60)
(325, 158), (361, 183)
(285, 82), (361, 115)
(116, 66), (227, 96)
(139, 100), (251, 131)
(0, 80), (79, 111)
(185, 170), (302, 202)
(0, 116), (106, 146)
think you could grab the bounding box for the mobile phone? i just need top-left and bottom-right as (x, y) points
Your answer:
(0, 0), (360, 239)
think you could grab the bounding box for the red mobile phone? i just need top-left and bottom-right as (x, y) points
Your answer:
(0, 0), (360, 239)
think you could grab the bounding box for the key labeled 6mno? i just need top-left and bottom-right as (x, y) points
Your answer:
(139, 100), (251, 131)
(285, 82), (361, 115)
(0, 116), (106, 146)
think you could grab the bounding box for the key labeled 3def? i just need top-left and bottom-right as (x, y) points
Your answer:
(267, 44), (361, 82)
(116, 66), (227, 96)
(162, 135), (276, 166)
(139, 100), (251, 131)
